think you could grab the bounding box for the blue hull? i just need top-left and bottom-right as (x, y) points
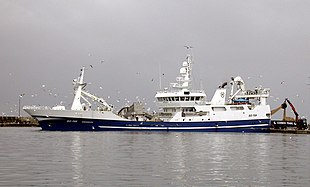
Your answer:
(38, 118), (271, 133)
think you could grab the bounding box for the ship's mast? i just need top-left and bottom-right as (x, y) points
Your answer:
(172, 46), (193, 90)
(71, 67), (85, 110)
(159, 63), (162, 90)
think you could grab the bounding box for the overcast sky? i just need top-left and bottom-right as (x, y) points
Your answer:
(1, 0), (309, 118)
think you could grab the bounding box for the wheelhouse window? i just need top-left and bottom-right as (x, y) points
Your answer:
(230, 106), (244, 111)
(212, 107), (227, 111)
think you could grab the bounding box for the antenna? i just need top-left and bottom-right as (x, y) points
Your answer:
(184, 45), (194, 88)
(159, 63), (162, 90)
(184, 45), (194, 67)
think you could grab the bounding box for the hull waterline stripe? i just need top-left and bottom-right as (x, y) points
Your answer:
(98, 124), (269, 130)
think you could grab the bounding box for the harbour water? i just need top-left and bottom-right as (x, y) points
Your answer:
(0, 128), (309, 186)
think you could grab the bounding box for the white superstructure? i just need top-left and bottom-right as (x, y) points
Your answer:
(155, 53), (271, 122)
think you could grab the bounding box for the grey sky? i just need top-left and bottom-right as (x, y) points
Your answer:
(1, 0), (309, 118)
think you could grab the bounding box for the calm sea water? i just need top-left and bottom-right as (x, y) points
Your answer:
(0, 128), (309, 186)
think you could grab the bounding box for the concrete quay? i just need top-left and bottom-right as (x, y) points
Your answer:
(0, 116), (39, 127)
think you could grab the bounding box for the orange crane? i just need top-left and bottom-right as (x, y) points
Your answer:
(285, 99), (299, 122)
(271, 98), (307, 130)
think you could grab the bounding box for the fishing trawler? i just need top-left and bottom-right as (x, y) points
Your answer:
(24, 52), (271, 132)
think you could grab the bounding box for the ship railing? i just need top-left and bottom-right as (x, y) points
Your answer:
(156, 90), (206, 94)
(158, 101), (206, 106)
(23, 105), (52, 110)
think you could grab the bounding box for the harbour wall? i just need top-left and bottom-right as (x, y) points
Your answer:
(0, 116), (39, 127)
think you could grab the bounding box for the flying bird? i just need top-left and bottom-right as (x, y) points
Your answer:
(184, 45), (193, 49)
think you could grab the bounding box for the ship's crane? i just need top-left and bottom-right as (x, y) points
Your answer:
(81, 90), (113, 111)
(71, 67), (113, 111)
(229, 76), (245, 101)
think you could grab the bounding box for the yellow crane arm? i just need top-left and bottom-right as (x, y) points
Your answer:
(271, 105), (282, 115)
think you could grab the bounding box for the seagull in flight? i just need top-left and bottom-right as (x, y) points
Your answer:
(184, 45), (193, 49)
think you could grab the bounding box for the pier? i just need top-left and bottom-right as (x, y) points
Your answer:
(0, 116), (39, 127)
(270, 128), (310, 134)
(269, 120), (309, 134)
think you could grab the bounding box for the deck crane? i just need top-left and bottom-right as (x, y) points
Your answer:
(81, 90), (113, 111)
(71, 67), (113, 111)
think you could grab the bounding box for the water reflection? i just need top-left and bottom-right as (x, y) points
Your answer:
(71, 132), (83, 187)
(1, 129), (310, 186)
(170, 134), (274, 186)
(168, 133), (187, 184)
